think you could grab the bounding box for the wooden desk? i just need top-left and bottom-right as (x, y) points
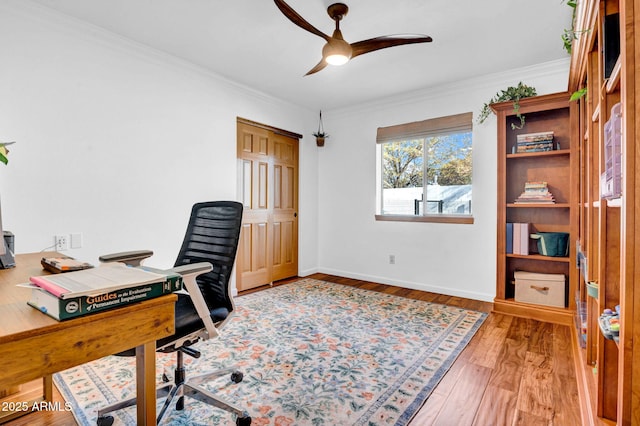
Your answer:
(0, 252), (177, 425)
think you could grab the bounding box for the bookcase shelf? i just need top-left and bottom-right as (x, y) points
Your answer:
(506, 149), (571, 159)
(506, 203), (570, 208)
(506, 254), (570, 262)
(568, 0), (639, 423)
(491, 92), (578, 327)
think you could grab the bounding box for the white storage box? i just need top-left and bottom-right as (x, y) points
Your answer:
(514, 271), (566, 307)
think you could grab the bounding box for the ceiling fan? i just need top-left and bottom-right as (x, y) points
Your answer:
(274, 0), (433, 75)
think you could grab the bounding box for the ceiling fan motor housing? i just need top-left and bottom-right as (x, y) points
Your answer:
(327, 3), (349, 21)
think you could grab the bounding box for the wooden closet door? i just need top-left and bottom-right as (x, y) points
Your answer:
(236, 120), (298, 291)
(271, 133), (298, 281)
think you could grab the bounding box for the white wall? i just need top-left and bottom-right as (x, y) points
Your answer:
(316, 60), (570, 301)
(0, 1), (319, 271)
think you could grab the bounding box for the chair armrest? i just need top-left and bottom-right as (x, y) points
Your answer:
(169, 262), (219, 339)
(169, 263), (213, 277)
(99, 253), (218, 339)
(99, 250), (154, 266)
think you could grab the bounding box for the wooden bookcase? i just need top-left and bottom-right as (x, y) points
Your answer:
(492, 92), (578, 326)
(491, 92), (578, 325)
(568, 0), (640, 424)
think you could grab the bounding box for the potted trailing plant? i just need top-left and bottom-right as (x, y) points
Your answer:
(477, 82), (537, 130)
(313, 131), (329, 147)
(561, 0), (592, 56)
(561, 0), (579, 54)
(313, 110), (329, 146)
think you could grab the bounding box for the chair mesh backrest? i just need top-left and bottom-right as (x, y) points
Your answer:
(174, 201), (243, 313)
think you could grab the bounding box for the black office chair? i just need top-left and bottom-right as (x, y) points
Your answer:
(96, 201), (251, 426)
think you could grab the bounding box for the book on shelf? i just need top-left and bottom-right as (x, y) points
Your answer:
(513, 223), (521, 254)
(516, 141), (554, 153)
(507, 222), (530, 255)
(28, 262), (179, 299)
(515, 131), (555, 153)
(26, 277), (182, 321)
(516, 131), (554, 142)
(514, 181), (555, 204)
(519, 223), (529, 255)
(506, 223), (513, 254)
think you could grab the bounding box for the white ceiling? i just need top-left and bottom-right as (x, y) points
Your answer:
(30, 0), (573, 111)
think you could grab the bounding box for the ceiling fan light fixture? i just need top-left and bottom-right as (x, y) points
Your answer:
(325, 53), (349, 66)
(322, 39), (352, 66)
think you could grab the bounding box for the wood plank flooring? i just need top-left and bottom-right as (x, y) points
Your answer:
(308, 274), (582, 426)
(4, 273), (582, 425)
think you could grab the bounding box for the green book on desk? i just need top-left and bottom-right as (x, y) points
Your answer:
(26, 266), (183, 321)
(27, 274), (182, 321)
(29, 263), (176, 299)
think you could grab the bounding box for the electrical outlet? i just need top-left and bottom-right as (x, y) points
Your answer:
(70, 233), (82, 249)
(389, 254), (395, 265)
(55, 235), (68, 251)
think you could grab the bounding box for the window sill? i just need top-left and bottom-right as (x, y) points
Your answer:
(375, 214), (474, 224)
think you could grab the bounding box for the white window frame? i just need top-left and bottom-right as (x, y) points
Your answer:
(375, 112), (474, 224)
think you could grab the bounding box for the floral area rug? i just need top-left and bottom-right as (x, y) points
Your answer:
(54, 279), (487, 425)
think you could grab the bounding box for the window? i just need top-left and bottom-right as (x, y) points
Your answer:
(375, 112), (473, 223)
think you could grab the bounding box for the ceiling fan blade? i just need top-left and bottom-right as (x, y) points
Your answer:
(350, 35), (433, 59)
(305, 59), (329, 76)
(274, 0), (330, 42)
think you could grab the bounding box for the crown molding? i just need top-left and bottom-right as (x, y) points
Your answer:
(327, 58), (571, 118)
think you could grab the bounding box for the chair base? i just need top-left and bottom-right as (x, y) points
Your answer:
(96, 367), (251, 425)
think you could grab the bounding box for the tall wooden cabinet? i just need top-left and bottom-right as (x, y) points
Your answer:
(569, 0), (640, 424)
(492, 92), (578, 326)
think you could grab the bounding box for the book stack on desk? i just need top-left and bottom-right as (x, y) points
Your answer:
(25, 263), (183, 320)
(40, 255), (94, 273)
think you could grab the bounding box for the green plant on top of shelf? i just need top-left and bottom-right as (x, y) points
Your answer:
(570, 87), (587, 102)
(477, 82), (538, 130)
(562, 0), (578, 54)
(561, 0), (591, 55)
(0, 141), (15, 165)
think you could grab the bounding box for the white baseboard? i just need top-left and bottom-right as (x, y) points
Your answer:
(310, 267), (495, 303)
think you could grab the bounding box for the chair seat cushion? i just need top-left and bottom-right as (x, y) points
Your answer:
(173, 292), (230, 335)
(115, 292), (230, 356)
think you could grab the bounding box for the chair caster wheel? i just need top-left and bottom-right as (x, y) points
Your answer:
(176, 395), (184, 411)
(236, 414), (252, 426)
(96, 415), (114, 426)
(231, 371), (243, 383)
